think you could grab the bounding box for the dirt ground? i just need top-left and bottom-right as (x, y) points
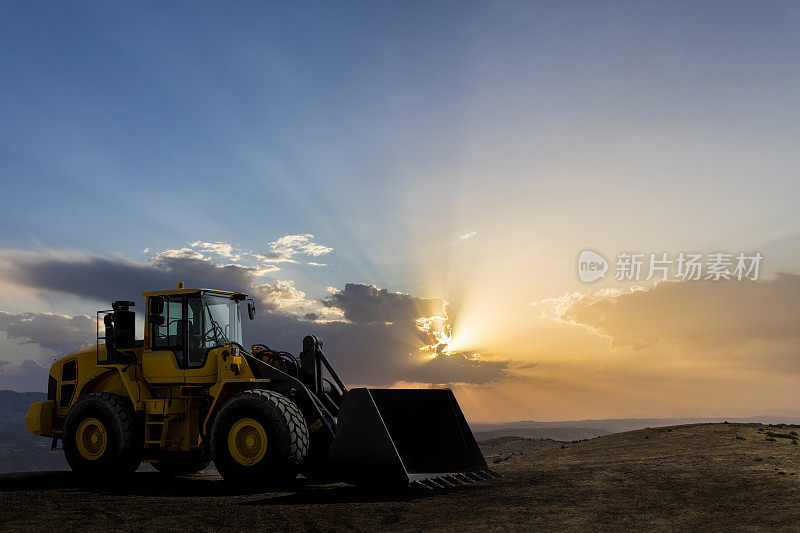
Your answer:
(0, 423), (798, 531)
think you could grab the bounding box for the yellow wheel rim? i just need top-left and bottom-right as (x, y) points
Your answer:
(75, 417), (107, 460)
(228, 418), (268, 466)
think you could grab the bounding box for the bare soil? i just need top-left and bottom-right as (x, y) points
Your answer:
(0, 423), (798, 531)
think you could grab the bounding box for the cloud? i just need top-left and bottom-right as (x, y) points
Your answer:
(156, 248), (206, 261)
(270, 234), (333, 258)
(459, 231), (477, 242)
(553, 274), (800, 350)
(254, 281), (307, 312)
(251, 280), (343, 321)
(243, 312), (425, 385)
(322, 283), (445, 324)
(251, 264), (282, 276)
(147, 235), (334, 274)
(243, 311), (508, 386)
(404, 352), (507, 385)
(252, 251), (294, 264)
(189, 241), (241, 261)
(0, 250), (256, 306)
(245, 282), (507, 384)
(0, 311), (96, 354)
(312, 283), (508, 384)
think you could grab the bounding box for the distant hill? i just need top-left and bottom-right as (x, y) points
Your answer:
(0, 390), (67, 472)
(0, 390), (48, 452)
(471, 415), (800, 442)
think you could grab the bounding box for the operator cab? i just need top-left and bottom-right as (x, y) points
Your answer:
(143, 288), (252, 369)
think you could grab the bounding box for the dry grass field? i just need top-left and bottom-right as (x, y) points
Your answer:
(0, 423), (798, 531)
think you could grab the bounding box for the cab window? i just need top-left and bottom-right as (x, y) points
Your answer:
(152, 295), (186, 368)
(186, 294), (242, 368)
(187, 296), (205, 368)
(151, 293), (242, 369)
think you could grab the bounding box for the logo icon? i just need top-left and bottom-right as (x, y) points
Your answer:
(577, 250), (608, 283)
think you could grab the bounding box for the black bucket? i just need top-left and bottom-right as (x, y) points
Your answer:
(328, 388), (496, 487)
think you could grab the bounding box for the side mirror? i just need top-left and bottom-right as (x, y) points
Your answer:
(150, 314), (165, 326)
(149, 296), (164, 315)
(247, 299), (256, 320)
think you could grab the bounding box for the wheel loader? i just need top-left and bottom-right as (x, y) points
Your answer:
(24, 286), (494, 488)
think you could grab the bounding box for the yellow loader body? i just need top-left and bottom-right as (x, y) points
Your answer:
(24, 286), (493, 487)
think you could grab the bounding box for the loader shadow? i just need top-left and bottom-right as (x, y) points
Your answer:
(237, 480), (457, 506)
(0, 471), (465, 504)
(0, 471), (252, 497)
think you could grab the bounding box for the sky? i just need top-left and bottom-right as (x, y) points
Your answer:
(1, 1), (799, 422)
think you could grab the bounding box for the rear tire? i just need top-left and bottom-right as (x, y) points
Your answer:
(153, 450), (210, 476)
(63, 392), (141, 477)
(211, 389), (308, 485)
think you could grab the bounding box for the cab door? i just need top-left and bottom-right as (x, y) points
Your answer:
(184, 295), (218, 384)
(142, 294), (189, 384)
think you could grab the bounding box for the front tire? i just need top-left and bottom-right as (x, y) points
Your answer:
(63, 392), (141, 477)
(211, 390), (308, 485)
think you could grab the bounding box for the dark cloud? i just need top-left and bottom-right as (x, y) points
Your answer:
(322, 283), (444, 324)
(244, 312), (422, 385)
(244, 310), (509, 386)
(0, 311), (96, 354)
(0, 251), (255, 307)
(559, 274), (800, 350)
(303, 283), (509, 384)
(405, 352), (508, 385)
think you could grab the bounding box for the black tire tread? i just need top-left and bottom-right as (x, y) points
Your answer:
(240, 389), (309, 463)
(211, 389), (309, 483)
(63, 392), (141, 475)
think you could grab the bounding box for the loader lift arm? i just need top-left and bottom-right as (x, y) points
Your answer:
(242, 335), (496, 487)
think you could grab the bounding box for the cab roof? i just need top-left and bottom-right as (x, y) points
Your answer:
(141, 288), (246, 298)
